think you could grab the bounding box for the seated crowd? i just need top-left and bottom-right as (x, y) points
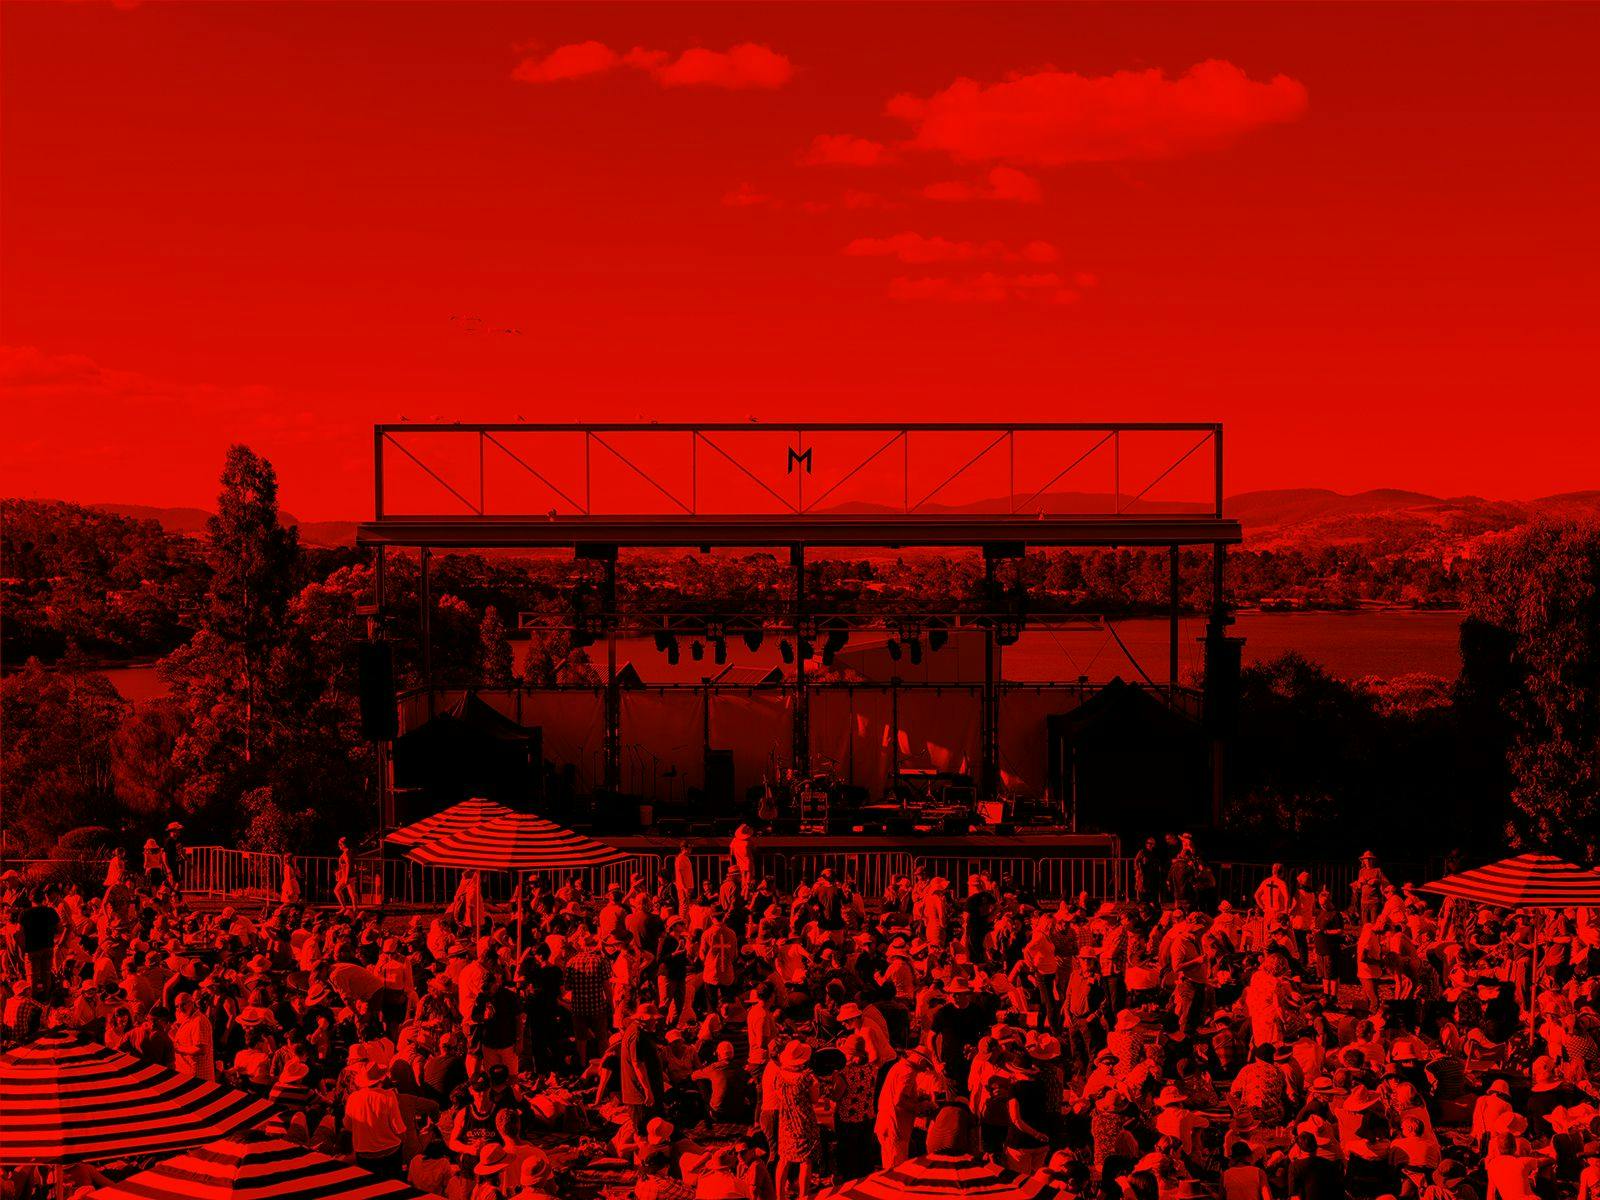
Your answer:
(3, 833), (1600, 1200)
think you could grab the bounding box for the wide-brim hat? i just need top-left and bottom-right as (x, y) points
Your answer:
(166, 821), (184, 832)
(357, 1061), (389, 1088)
(836, 1002), (864, 1022)
(1028, 1034), (1063, 1062)
(518, 1150), (553, 1185)
(1156, 1084), (1187, 1107)
(779, 1041), (813, 1070)
(474, 1144), (509, 1176)
(646, 1117), (675, 1145)
(1114, 1009), (1140, 1031)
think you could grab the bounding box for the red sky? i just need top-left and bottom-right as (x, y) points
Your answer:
(3, 2), (1598, 520)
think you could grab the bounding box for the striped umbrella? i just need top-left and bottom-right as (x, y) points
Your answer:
(0, 1031), (272, 1165)
(831, 1154), (1063, 1199)
(86, 1129), (427, 1200)
(385, 797), (515, 847)
(1422, 853), (1600, 909)
(404, 810), (628, 872)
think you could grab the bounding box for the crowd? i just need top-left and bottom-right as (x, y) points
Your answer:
(4, 829), (1600, 1200)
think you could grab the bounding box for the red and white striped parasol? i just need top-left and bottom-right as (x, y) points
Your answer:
(85, 1128), (427, 1200)
(404, 810), (628, 872)
(0, 1031), (272, 1165)
(384, 797), (515, 847)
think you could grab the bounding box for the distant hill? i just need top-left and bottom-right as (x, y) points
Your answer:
(91, 504), (359, 548)
(86, 489), (1600, 559)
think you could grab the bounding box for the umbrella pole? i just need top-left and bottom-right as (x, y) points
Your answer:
(517, 873), (525, 962)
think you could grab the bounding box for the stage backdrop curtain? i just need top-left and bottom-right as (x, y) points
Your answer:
(998, 687), (1077, 797)
(895, 687), (982, 776)
(708, 689), (792, 799)
(517, 689), (606, 793)
(808, 688), (894, 791)
(620, 690), (705, 801)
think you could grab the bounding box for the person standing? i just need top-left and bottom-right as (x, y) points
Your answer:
(346, 1059), (408, 1176)
(673, 842), (695, 916)
(17, 888), (60, 999)
(620, 1001), (666, 1134)
(161, 821), (185, 901)
(874, 1045), (937, 1169)
(731, 825), (757, 898)
(334, 837), (360, 917)
(171, 991), (215, 1081)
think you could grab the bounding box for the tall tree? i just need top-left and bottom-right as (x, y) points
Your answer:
(478, 605), (515, 687)
(203, 445), (300, 762)
(1464, 520), (1600, 860)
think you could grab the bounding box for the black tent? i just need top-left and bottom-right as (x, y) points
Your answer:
(1047, 678), (1207, 835)
(392, 692), (540, 818)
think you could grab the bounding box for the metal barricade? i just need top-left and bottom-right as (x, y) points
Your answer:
(1035, 856), (1128, 902)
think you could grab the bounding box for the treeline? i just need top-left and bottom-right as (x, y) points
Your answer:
(2, 447), (1597, 865)
(2, 503), (1465, 670)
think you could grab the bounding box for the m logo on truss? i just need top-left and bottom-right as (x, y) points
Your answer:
(786, 447), (813, 475)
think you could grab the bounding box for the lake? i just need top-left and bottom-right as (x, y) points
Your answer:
(97, 610), (1462, 703)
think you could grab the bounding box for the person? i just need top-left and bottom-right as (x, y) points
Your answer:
(334, 837), (360, 917)
(281, 852), (303, 906)
(171, 989), (215, 1081)
(674, 843), (696, 915)
(17, 888), (60, 999)
(161, 821), (185, 900)
(771, 1039), (820, 1200)
(731, 825), (757, 897)
(620, 1000), (666, 1134)
(347, 1059), (408, 1176)
(875, 1045), (938, 1169)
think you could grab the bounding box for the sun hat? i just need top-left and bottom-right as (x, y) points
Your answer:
(779, 1041), (813, 1070)
(1156, 1084), (1188, 1107)
(1028, 1034), (1063, 1062)
(1114, 1009), (1141, 1031)
(645, 1117), (675, 1145)
(356, 1060), (389, 1088)
(518, 1150), (553, 1185)
(836, 1002), (864, 1022)
(474, 1144), (509, 1176)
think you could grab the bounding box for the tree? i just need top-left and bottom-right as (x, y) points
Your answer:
(202, 445), (300, 763)
(0, 659), (127, 855)
(109, 699), (188, 818)
(1463, 521), (1600, 860)
(479, 606), (515, 687)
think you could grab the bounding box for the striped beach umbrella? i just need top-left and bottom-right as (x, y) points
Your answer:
(385, 797), (515, 847)
(0, 1031), (272, 1165)
(86, 1129), (427, 1200)
(1422, 853), (1600, 909)
(831, 1154), (1063, 1199)
(404, 810), (628, 872)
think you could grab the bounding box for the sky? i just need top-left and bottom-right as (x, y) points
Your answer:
(3, 2), (1598, 520)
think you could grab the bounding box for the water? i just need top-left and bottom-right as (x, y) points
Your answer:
(97, 610), (1463, 703)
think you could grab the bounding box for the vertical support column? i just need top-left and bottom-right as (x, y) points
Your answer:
(371, 544), (393, 836)
(603, 554), (621, 795)
(980, 556), (1000, 800)
(1207, 541), (1230, 826)
(791, 544), (809, 777)
(419, 546), (433, 719)
(1169, 544), (1181, 697)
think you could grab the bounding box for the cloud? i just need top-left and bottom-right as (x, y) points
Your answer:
(887, 59), (1307, 164)
(800, 134), (893, 167)
(514, 42), (793, 89)
(511, 40), (619, 83)
(844, 232), (1059, 265)
(653, 44), (793, 89)
(924, 165), (1045, 203)
(722, 182), (774, 207)
(887, 272), (1083, 305)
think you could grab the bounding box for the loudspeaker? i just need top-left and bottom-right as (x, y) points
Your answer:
(1203, 632), (1244, 736)
(704, 749), (735, 816)
(358, 640), (398, 741)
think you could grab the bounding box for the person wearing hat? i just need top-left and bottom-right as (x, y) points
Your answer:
(621, 1000), (666, 1133)
(932, 975), (986, 1090)
(333, 837), (359, 918)
(345, 1057), (407, 1175)
(875, 1045), (940, 1169)
(469, 1143), (510, 1200)
(772, 1040), (821, 1200)
(159, 821), (185, 900)
(730, 824), (757, 898)
(505, 1148), (557, 1200)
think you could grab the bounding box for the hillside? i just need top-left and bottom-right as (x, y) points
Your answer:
(80, 488), (1600, 559)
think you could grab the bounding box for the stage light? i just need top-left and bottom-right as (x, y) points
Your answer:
(743, 630), (763, 652)
(653, 632), (670, 653)
(798, 638), (814, 660)
(887, 638), (902, 661)
(690, 639), (705, 661)
(779, 639), (795, 664)
(908, 637), (923, 665)
(927, 623), (949, 652)
(714, 637), (728, 665)
(667, 641), (680, 665)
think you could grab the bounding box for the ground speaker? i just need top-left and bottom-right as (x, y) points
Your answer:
(358, 640), (398, 741)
